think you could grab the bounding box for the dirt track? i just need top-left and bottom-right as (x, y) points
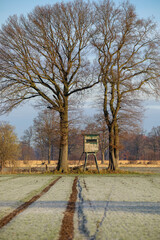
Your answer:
(59, 177), (78, 240)
(0, 177), (61, 229)
(0, 176), (78, 240)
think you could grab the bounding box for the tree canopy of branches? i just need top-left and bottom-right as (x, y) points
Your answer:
(0, 0), (97, 172)
(20, 126), (35, 160)
(0, 122), (20, 171)
(92, 0), (160, 170)
(32, 109), (59, 163)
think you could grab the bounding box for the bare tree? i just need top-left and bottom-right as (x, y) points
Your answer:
(21, 127), (33, 146)
(20, 142), (36, 161)
(33, 109), (59, 163)
(0, 0), (98, 172)
(92, 0), (160, 170)
(21, 126), (35, 160)
(94, 114), (109, 163)
(148, 126), (160, 160)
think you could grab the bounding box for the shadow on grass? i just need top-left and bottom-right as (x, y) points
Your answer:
(0, 200), (159, 214)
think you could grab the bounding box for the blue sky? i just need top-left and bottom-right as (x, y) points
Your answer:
(0, 0), (160, 138)
(1, 0), (160, 26)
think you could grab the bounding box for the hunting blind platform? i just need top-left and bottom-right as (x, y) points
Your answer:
(83, 134), (100, 172)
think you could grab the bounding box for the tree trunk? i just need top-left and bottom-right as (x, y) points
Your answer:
(0, 160), (5, 172)
(114, 122), (119, 167)
(101, 151), (105, 164)
(0, 161), (2, 172)
(108, 125), (119, 171)
(48, 140), (51, 164)
(57, 98), (68, 172)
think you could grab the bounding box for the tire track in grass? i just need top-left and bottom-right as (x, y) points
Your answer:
(0, 176), (61, 229)
(77, 178), (90, 238)
(78, 177), (114, 240)
(59, 176), (78, 240)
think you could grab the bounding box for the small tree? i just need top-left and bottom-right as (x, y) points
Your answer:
(20, 142), (36, 161)
(148, 126), (160, 160)
(33, 109), (59, 163)
(120, 132), (146, 160)
(21, 126), (35, 160)
(0, 122), (20, 171)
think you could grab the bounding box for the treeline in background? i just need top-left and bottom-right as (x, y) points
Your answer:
(1, 108), (160, 169)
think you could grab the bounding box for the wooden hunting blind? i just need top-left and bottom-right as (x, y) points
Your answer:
(84, 134), (99, 153)
(83, 134), (100, 172)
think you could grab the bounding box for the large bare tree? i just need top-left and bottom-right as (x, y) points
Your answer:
(0, 0), (97, 172)
(92, 0), (160, 170)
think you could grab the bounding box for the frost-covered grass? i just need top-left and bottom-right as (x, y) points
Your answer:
(0, 176), (74, 240)
(74, 175), (160, 240)
(0, 174), (160, 240)
(0, 175), (57, 219)
(0, 175), (18, 182)
(120, 167), (160, 173)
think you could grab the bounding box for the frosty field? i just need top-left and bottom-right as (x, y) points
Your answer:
(0, 173), (160, 240)
(0, 175), (57, 219)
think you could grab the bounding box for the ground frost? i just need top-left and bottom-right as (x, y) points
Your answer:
(0, 177), (74, 240)
(74, 175), (160, 240)
(0, 175), (56, 219)
(0, 174), (160, 240)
